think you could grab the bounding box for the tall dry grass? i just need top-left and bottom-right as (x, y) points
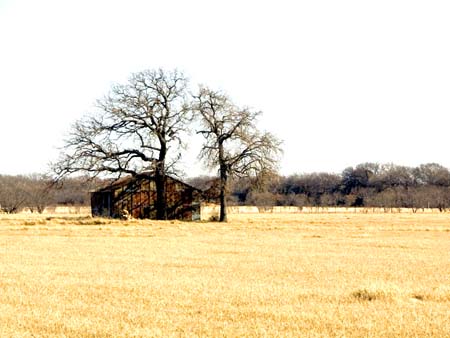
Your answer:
(1, 212), (449, 337)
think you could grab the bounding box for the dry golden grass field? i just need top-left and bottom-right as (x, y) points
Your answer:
(1, 212), (449, 337)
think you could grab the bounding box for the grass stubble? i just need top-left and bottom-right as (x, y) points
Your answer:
(0, 212), (449, 337)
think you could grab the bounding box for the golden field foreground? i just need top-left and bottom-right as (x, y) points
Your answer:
(1, 212), (449, 337)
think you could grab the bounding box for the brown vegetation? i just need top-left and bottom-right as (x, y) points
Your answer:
(1, 212), (449, 336)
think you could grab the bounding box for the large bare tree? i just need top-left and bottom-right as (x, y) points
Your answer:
(193, 87), (282, 222)
(53, 69), (190, 219)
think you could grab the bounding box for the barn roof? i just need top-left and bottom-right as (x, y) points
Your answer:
(93, 172), (203, 193)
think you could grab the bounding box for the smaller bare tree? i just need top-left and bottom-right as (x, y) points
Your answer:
(193, 87), (282, 222)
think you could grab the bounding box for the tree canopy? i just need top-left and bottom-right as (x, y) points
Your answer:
(53, 69), (191, 219)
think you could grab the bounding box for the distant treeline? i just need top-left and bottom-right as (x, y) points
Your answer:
(2, 162), (450, 213)
(0, 174), (99, 213)
(189, 163), (450, 211)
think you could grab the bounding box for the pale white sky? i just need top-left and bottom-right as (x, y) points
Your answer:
(1, 0), (449, 177)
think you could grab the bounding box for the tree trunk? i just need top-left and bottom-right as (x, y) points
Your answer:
(155, 171), (166, 220)
(218, 141), (228, 222)
(155, 143), (167, 220)
(219, 164), (228, 222)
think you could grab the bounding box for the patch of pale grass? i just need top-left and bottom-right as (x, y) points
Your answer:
(1, 212), (449, 337)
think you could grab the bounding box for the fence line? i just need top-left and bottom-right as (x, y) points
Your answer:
(200, 203), (447, 220)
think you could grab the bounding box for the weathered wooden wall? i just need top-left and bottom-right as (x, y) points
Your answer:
(92, 176), (202, 220)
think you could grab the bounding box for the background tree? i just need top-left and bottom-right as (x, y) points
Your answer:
(377, 164), (415, 189)
(341, 166), (370, 194)
(52, 176), (102, 206)
(53, 69), (190, 219)
(193, 87), (282, 221)
(24, 174), (55, 213)
(0, 175), (28, 213)
(414, 163), (450, 187)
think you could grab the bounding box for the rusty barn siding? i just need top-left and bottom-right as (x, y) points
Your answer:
(91, 174), (202, 220)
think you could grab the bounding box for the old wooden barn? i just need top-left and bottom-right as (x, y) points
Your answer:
(91, 173), (203, 220)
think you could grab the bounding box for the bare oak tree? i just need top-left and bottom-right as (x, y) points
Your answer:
(53, 69), (190, 219)
(193, 87), (282, 222)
